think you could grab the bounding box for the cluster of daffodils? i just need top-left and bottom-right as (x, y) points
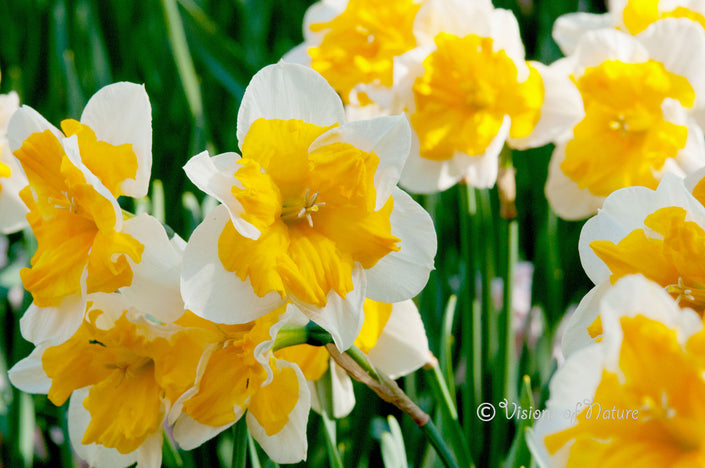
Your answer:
(287, 0), (572, 193)
(4, 63), (436, 467)
(290, 0), (705, 218)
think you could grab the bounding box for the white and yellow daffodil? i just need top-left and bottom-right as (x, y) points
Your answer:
(544, 19), (705, 219)
(169, 305), (311, 464)
(7, 82), (157, 343)
(380, 0), (564, 192)
(8, 292), (204, 468)
(181, 62), (436, 351)
(0, 90), (28, 234)
(554, 0), (705, 55)
(563, 172), (705, 355)
(529, 275), (705, 466)
(275, 297), (431, 418)
(284, 0), (423, 106)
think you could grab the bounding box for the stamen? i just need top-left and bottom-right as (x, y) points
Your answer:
(665, 277), (705, 312)
(281, 189), (325, 226)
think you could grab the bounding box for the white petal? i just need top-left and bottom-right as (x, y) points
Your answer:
(281, 43), (311, 67)
(173, 412), (233, 451)
(674, 120), (705, 174)
(488, 8), (527, 79)
(579, 174), (705, 284)
(414, 0), (492, 44)
(80, 82), (152, 198)
(247, 360), (310, 464)
(68, 388), (138, 468)
(0, 91), (20, 131)
(308, 360), (356, 419)
(135, 432), (163, 468)
(0, 172), (29, 234)
(399, 133), (462, 193)
(545, 142), (605, 220)
(310, 114), (411, 210)
(181, 204), (286, 324)
(368, 299), (431, 378)
(391, 46), (432, 115)
(637, 18), (705, 109)
(552, 12), (614, 56)
(293, 263), (366, 351)
(120, 213), (185, 323)
(237, 62), (345, 146)
(8, 345), (51, 394)
(508, 61), (584, 150)
(183, 151), (261, 240)
(685, 165), (705, 192)
(528, 343), (604, 468)
(20, 294), (86, 345)
(560, 283), (609, 357)
(572, 28), (648, 76)
(366, 188), (436, 302)
(7, 105), (63, 154)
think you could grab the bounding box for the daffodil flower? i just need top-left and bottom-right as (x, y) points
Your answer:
(284, 0), (423, 106)
(275, 298), (432, 418)
(544, 19), (705, 219)
(8, 292), (204, 468)
(554, 0), (705, 55)
(529, 275), (705, 466)
(168, 305), (311, 464)
(0, 90), (28, 234)
(562, 172), (705, 355)
(379, 0), (561, 192)
(181, 62), (436, 351)
(8, 82), (156, 343)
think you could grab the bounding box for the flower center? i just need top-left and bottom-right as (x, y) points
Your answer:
(280, 189), (326, 227)
(666, 277), (705, 311)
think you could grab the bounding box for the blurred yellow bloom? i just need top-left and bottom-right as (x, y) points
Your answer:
(563, 60), (693, 197)
(411, 33), (543, 161)
(307, 0), (421, 103)
(530, 275), (705, 466)
(547, 315), (705, 465)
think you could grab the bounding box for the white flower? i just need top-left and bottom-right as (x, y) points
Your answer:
(180, 62), (436, 351)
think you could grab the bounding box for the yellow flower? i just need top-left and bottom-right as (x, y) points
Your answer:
(384, 0), (550, 192)
(8, 82), (154, 343)
(530, 275), (705, 466)
(564, 173), (705, 355)
(9, 293), (203, 468)
(295, 0), (422, 104)
(544, 22), (705, 219)
(170, 307), (310, 464)
(181, 63), (436, 351)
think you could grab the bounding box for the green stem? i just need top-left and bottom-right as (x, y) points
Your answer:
(272, 323), (333, 352)
(421, 420), (461, 468)
(321, 411), (344, 468)
(231, 418), (248, 468)
(426, 363), (475, 468)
